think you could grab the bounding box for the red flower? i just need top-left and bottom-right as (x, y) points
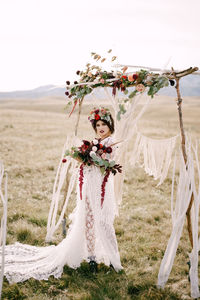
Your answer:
(81, 145), (88, 152)
(122, 75), (127, 80)
(62, 158), (67, 163)
(95, 114), (100, 120)
(95, 109), (99, 114)
(99, 144), (103, 149)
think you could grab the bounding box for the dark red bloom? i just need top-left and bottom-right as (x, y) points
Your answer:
(83, 140), (90, 146)
(76, 70), (80, 75)
(106, 147), (112, 154)
(65, 91), (69, 96)
(132, 74), (138, 80)
(95, 114), (100, 120)
(66, 81), (70, 85)
(95, 109), (99, 114)
(62, 158), (67, 163)
(74, 81), (78, 84)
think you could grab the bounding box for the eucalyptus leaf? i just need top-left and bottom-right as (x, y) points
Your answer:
(73, 152), (78, 158)
(128, 90), (137, 99)
(104, 161), (109, 167)
(99, 160), (104, 166)
(109, 161), (115, 167)
(117, 112), (121, 121)
(100, 167), (105, 175)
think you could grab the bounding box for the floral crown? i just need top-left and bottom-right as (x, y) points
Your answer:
(88, 107), (112, 125)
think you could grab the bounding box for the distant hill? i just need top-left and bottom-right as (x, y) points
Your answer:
(158, 74), (200, 97)
(0, 85), (66, 99)
(0, 74), (199, 100)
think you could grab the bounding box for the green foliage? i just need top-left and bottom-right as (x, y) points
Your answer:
(47, 166), (54, 171)
(91, 153), (116, 173)
(28, 217), (47, 227)
(128, 90), (137, 99)
(127, 283), (181, 299)
(32, 194), (42, 200)
(117, 104), (126, 121)
(8, 213), (27, 223)
(148, 76), (169, 98)
(17, 228), (33, 243)
(138, 69), (149, 81)
(2, 284), (27, 300)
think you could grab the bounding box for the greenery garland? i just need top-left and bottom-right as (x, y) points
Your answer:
(65, 50), (174, 120)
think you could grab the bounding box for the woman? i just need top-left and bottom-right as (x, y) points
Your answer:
(1, 107), (122, 284)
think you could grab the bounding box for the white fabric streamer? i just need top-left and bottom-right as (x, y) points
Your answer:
(189, 142), (200, 299)
(158, 138), (200, 298)
(129, 132), (178, 185)
(45, 134), (80, 242)
(157, 148), (192, 288)
(103, 87), (151, 205)
(0, 162), (8, 298)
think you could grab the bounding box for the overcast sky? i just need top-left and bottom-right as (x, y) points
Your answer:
(0, 0), (199, 91)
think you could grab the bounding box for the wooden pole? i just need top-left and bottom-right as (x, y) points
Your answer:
(172, 68), (198, 248)
(175, 77), (194, 247)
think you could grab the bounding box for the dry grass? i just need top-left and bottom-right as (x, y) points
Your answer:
(0, 95), (200, 299)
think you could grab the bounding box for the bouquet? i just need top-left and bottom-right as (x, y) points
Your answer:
(62, 138), (122, 175)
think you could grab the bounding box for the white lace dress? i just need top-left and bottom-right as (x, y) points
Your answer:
(1, 136), (122, 283)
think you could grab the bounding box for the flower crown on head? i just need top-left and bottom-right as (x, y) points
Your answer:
(88, 107), (112, 125)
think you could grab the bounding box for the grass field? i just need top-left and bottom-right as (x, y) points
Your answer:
(0, 95), (200, 299)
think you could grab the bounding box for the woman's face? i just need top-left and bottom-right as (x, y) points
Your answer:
(96, 120), (111, 139)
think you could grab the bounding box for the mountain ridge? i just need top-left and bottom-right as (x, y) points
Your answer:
(0, 75), (199, 99)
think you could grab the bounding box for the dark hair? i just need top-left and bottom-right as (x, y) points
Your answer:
(92, 115), (115, 134)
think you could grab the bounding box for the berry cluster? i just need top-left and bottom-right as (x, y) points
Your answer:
(79, 164), (84, 200)
(101, 171), (110, 207)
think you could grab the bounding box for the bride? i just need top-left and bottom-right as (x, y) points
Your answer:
(1, 107), (123, 284)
